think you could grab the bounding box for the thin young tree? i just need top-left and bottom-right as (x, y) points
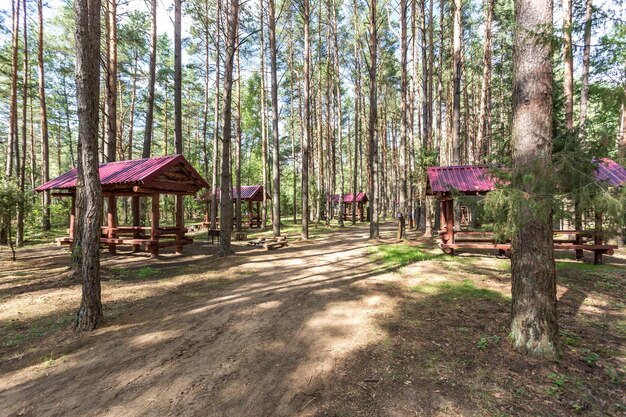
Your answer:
(219, 0), (239, 256)
(269, 0), (281, 236)
(301, 0), (311, 240)
(5, 0), (20, 181)
(368, 0), (379, 239)
(510, 0), (558, 357)
(75, 0), (103, 331)
(142, 0), (157, 158)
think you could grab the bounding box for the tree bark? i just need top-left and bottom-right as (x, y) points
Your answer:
(368, 0), (379, 239)
(74, 0), (103, 331)
(511, 0), (558, 358)
(142, 0), (157, 158)
(352, 0), (360, 226)
(219, 0), (239, 256)
(235, 26), (243, 234)
(6, 0), (20, 180)
(174, 0), (184, 239)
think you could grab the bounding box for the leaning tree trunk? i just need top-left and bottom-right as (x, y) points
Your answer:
(219, 0), (239, 256)
(510, 0), (558, 358)
(269, 0), (281, 237)
(75, 0), (103, 331)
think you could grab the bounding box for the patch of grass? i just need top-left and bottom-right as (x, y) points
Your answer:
(3, 313), (74, 348)
(110, 266), (160, 282)
(412, 279), (509, 301)
(476, 334), (501, 351)
(547, 372), (567, 396)
(370, 243), (446, 269)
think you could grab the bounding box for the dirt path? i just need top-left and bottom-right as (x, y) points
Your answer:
(1, 225), (399, 417)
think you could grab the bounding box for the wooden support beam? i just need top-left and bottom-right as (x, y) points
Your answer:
(69, 194), (76, 240)
(131, 196), (141, 252)
(133, 181), (198, 194)
(594, 211), (604, 264)
(107, 195), (117, 255)
(151, 193), (160, 257)
(175, 194), (184, 254)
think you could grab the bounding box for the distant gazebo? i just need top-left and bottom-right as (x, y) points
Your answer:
(36, 154), (209, 256)
(202, 185), (270, 229)
(329, 192), (368, 222)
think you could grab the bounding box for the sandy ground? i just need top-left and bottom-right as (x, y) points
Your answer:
(1, 223), (624, 417)
(1, 224), (400, 417)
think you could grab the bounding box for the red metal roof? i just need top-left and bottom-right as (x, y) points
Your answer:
(198, 185), (269, 202)
(427, 165), (497, 195)
(595, 158), (626, 188)
(329, 192), (368, 203)
(36, 155), (209, 191)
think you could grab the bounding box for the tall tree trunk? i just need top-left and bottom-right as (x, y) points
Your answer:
(259, 0), (269, 231)
(104, 0), (117, 162)
(210, 0), (221, 229)
(142, 0), (157, 158)
(451, 0), (462, 164)
(6, 0), (20, 180)
(16, 0), (28, 248)
(368, 0), (379, 239)
(477, 0), (493, 160)
(74, 0), (103, 331)
(269, 0), (281, 236)
(202, 0), (210, 180)
(332, 0), (344, 228)
(301, 0), (311, 239)
(128, 52), (138, 159)
(352, 0), (360, 226)
(174, 0), (183, 237)
(563, 0), (574, 131)
(579, 0), (593, 130)
(235, 25), (243, 233)
(399, 0), (408, 220)
(219, 0), (239, 256)
(511, 0), (558, 358)
(38, 0), (51, 230)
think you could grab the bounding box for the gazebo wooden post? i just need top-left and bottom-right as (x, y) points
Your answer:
(150, 193), (160, 257)
(131, 196), (141, 252)
(594, 211), (604, 264)
(175, 194), (184, 254)
(69, 193), (76, 249)
(256, 201), (260, 228)
(248, 201), (253, 228)
(107, 195), (117, 255)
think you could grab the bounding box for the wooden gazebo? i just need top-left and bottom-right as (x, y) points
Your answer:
(329, 192), (368, 222)
(426, 159), (624, 264)
(36, 154), (209, 256)
(202, 185), (270, 229)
